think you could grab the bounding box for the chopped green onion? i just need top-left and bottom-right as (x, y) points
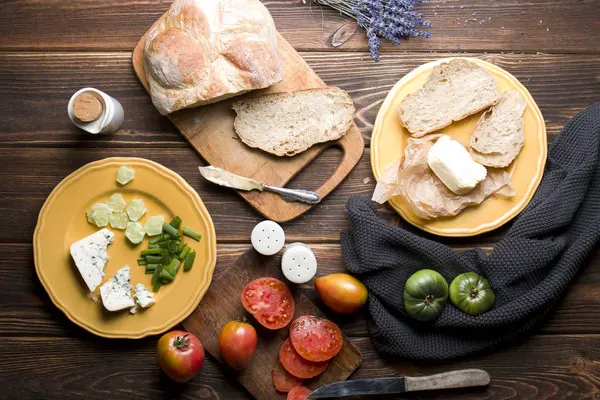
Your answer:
(137, 258), (147, 266)
(149, 235), (164, 245)
(184, 251), (196, 271)
(166, 258), (180, 276)
(161, 249), (171, 265)
(169, 216), (182, 229)
(160, 278), (170, 284)
(141, 248), (162, 256)
(160, 269), (174, 281)
(145, 264), (160, 274)
(182, 227), (202, 241)
(179, 245), (191, 260)
(163, 234), (172, 241)
(151, 265), (162, 292)
(162, 223), (179, 237)
(148, 243), (160, 249)
(145, 255), (163, 264)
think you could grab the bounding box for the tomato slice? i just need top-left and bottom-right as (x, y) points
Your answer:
(272, 362), (304, 393)
(287, 386), (312, 400)
(241, 277), (295, 330)
(289, 315), (343, 362)
(279, 338), (328, 379)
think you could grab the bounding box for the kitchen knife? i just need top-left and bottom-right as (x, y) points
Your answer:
(308, 369), (490, 398)
(198, 166), (321, 204)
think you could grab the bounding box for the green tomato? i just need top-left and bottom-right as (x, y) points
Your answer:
(403, 269), (449, 322)
(449, 273), (495, 315)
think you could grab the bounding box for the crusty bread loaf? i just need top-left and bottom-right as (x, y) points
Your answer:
(232, 88), (355, 156)
(398, 59), (500, 137)
(143, 0), (282, 115)
(469, 91), (527, 168)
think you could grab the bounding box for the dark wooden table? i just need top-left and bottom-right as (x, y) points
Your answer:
(1, 1), (600, 399)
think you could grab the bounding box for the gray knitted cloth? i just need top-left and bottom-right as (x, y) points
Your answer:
(341, 103), (600, 360)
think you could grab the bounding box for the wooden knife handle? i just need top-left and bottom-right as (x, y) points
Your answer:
(404, 369), (490, 392)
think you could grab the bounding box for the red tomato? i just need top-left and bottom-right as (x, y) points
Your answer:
(218, 320), (257, 371)
(157, 330), (205, 383)
(241, 277), (295, 330)
(272, 362), (304, 393)
(314, 273), (368, 314)
(279, 338), (328, 379)
(289, 315), (343, 362)
(287, 386), (312, 400)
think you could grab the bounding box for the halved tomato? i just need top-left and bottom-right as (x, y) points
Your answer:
(287, 386), (312, 400)
(241, 277), (295, 330)
(289, 315), (343, 362)
(272, 362), (304, 393)
(279, 338), (328, 379)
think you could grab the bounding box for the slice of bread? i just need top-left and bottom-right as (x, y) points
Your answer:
(398, 59), (500, 137)
(469, 91), (527, 168)
(232, 87), (355, 157)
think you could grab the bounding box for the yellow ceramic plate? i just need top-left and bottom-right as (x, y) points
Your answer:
(371, 57), (547, 236)
(34, 157), (217, 338)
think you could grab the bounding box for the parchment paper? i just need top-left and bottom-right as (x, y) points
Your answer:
(373, 134), (515, 219)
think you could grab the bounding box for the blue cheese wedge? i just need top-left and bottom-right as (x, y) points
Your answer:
(69, 228), (115, 292)
(130, 283), (156, 314)
(100, 266), (135, 312)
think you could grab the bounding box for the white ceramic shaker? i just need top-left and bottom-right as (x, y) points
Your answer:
(67, 88), (124, 134)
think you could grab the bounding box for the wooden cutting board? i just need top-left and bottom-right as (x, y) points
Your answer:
(182, 248), (363, 400)
(132, 25), (364, 223)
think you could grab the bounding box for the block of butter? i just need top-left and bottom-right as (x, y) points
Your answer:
(427, 135), (487, 195)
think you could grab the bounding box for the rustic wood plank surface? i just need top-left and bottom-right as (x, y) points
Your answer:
(0, 0), (598, 53)
(1, 0), (600, 399)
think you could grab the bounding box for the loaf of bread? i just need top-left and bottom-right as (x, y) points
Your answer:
(398, 59), (500, 137)
(232, 88), (355, 156)
(469, 91), (527, 168)
(143, 0), (282, 115)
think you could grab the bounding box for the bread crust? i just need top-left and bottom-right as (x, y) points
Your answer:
(143, 0), (282, 115)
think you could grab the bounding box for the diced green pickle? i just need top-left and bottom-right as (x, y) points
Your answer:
(144, 215), (165, 236)
(86, 203), (106, 223)
(109, 211), (129, 229)
(126, 199), (147, 222)
(107, 193), (127, 212)
(125, 222), (145, 244)
(116, 166), (135, 185)
(90, 203), (111, 227)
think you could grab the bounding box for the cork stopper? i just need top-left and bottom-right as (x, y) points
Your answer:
(72, 93), (103, 122)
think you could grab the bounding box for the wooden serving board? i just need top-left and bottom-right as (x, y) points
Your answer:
(182, 248), (363, 400)
(132, 27), (364, 223)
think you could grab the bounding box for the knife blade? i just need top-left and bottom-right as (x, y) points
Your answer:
(308, 369), (490, 398)
(198, 166), (264, 191)
(198, 166), (321, 204)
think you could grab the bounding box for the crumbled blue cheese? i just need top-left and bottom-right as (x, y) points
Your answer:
(130, 283), (156, 314)
(100, 266), (135, 312)
(69, 228), (115, 292)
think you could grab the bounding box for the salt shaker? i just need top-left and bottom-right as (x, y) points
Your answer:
(281, 242), (317, 284)
(67, 88), (124, 134)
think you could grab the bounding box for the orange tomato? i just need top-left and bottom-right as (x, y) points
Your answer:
(314, 273), (368, 314)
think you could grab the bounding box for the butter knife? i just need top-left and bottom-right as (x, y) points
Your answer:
(308, 369), (490, 398)
(198, 166), (321, 205)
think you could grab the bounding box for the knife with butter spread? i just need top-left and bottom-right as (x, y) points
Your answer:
(198, 166), (321, 205)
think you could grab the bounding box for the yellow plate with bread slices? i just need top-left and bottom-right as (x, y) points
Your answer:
(371, 57), (547, 237)
(34, 157), (217, 338)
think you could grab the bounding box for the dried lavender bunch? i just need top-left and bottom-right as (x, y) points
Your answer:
(314, 0), (431, 61)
